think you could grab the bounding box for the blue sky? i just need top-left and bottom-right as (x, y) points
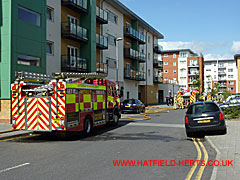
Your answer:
(119, 0), (240, 59)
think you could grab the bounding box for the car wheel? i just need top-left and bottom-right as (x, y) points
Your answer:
(112, 114), (119, 126)
(84, 117), (92, 135)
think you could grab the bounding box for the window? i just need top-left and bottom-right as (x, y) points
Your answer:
(108, 34), (116, 46)
(228, 75), (234, 78)
(229, 81), (234, 85)
(164, 78), (168, 81)
(148, 69), (150, 76)
(148, 53), (150, 60)
(164, 54), (168, 57)
(18, 6), (40, 26)
(107, 58), (116, 69)
(214, 64), (216, 66)
(228, 88), (234, 91)
(186, 103), (219, 115)
(148, 36), (150, 43)
(173, 78), (176, 81)
(164, 70), (168, 73)
(173, 70), (176, 74)
(164, 62), (168, 65)
(214, 75), (216, 79)
(17, 54), (40, 66)
(228, 69), (233, 72)
(173, 62), (176, 66)
(46, 6), (54, 21)
(179, 52), (187, 57)
(173, 53), (176, 58)
(180, 60), (186, 64)
(206, 69), (211, 72)
(46, 41), (54, 55)
(108, 11), (117, 24)
(229, 62), (233, 66)
(126, 41), (131, 47)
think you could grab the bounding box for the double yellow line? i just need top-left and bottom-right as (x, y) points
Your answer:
(185, 138), (209, 180)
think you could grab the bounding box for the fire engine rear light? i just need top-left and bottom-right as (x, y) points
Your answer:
(219, 112), (224, 120)
(121, 103), (123, 106)
(185, 116), (189, 124)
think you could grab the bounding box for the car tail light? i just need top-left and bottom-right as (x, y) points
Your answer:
(185, 116), (189, 124)
(121, 103), (124, 107)
(219, 112), (224, 120)
(133, 104), (137, 107)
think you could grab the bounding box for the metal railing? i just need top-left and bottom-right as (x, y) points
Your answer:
(124, 48), (146, 62)
(188, 63), (199, 67)
(154, 76), (163, 83)
(125, 25), (146, 44)
(154, 59), (163, 68)
(96, 6), (108, 23)
(124, 69), (145, 81)
(96, 62), (108, 74)
(154, 44), (163, 53)
(61, 55), (88, 72)
(188, 71), (199, 76)
(62, 0), (87, 11)
(96, 34), (108, 49)
(62, 22), (88, 41)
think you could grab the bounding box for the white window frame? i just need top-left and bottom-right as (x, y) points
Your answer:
(164, 62), (168, 65)
(164, 70), (168, 73)
(47, 6), (54, 22)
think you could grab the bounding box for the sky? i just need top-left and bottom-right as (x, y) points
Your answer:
(119, 0), (240, 60)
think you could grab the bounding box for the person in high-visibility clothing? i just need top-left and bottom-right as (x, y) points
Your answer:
(174, 96), (177, 110)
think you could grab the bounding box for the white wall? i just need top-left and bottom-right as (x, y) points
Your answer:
(158, 84), (180, 103)
(178, 57), (188, 90)
(46, 0), (61, 75)
(102, 2), (124, 83)
(124, 80), (139, 99)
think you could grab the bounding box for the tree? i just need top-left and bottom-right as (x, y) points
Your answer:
(222, 89), (231, 99)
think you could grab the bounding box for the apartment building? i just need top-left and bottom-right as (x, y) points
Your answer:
(0, 0), (46, 121)
(235, 54), (240, 93)
(204, 59), (237, 94)
(161, 49), (204, 93)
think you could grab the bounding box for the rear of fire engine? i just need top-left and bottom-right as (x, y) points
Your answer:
(11, 72), (121, 134)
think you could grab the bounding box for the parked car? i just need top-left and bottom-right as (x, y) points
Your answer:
(121, 99), (145, 114)
(185, 101), (227, 138)
(219, 98), (240, 111)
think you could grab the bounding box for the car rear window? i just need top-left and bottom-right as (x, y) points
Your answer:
(123, 99), (135, 104)
(187, 103), (220, 114)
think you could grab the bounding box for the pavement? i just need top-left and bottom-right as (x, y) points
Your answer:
(0, 123), (29, 140)
(207, 120), (240, 180)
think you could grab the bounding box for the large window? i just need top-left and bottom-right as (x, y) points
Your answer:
(17, 54), (40, 66)
(108, 34), (116, 46)
(108, 11), (118, 24)
(18, 6), (40, 26)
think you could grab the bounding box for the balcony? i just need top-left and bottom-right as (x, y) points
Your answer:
(163, 80), (178, 85)
(188, 71), (199, 76)
(96, 6), (108, 24)
(218, 71), (226, 75)
(124, 69), (145, 81)
(188, 64), (199, 68)
(124, 26), (146, 44)
(153, 60), (163, 69)
(96, 62), (108, 74)
(96, 34), (108, 50)
(124, 48), (146, 63)
(154, 76), (163, 84)
(218, 77), (227, 81)
(61, 0), (87, 13)
(153, 44), (163, 54)
(62, 22), (88, 42)
(219, 84), (227, 88)
(61, 55), (88, 72)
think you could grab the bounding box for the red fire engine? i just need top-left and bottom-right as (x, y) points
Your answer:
(11, 72), (121, 134)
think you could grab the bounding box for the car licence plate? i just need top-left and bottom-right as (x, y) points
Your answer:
(125, 105), (130, 107)
(198, 120), (210, 123)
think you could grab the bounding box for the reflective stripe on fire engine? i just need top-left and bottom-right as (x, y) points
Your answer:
(66, 83), (106, 90)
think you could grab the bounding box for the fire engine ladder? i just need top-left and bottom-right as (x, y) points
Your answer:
(15, 71), (53, 83)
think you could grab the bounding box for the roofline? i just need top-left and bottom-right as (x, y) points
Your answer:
(161, 49), (195, 54)
(104, 0), (164, 39)
(204, 59), (235, 62)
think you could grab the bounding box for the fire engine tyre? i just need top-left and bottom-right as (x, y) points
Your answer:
(112, 114), (119, 126)
(84, 118), (92, 135)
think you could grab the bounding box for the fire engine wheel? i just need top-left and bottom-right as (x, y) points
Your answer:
(84, 118), (92, 135)
(112, 114), (119, 126)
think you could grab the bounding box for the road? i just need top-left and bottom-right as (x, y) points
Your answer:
(0, 110), (216, 180)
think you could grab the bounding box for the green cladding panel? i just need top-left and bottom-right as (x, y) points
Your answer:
(132, 20), (139, 71)
(0, 0), (46, 99)
(80, 0), (96, 72)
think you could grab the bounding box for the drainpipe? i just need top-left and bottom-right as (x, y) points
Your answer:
(145, 30), (149, 105)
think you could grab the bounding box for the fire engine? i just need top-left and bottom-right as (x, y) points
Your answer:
(11, 72), (121, 134)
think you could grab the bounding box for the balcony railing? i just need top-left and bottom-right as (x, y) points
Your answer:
(124, 26), (146, 44)
(124, 48), (146, 62)
(218, 65), (226, 69)
(61, 55), (88, 72)
(96, 6), (108, 24)
(62, 22), (88, 42)
(188, 71), (199, 76)
(96, 34), (108, 49)
(96, 62), (108, 74)
(62, 0), (87, 13)
(154, 76), (163, 83)
(218, 77), (227, 81)
(219, 84), (227, 88)
(163, 80), (178, 85)
(153, 60), (163, 68)
(188, 64), (199, 68)
(124, 69), (145, 81)
(153, 44), (163, 54)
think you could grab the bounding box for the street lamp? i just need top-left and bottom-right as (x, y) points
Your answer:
(116, 37), (123, 83)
